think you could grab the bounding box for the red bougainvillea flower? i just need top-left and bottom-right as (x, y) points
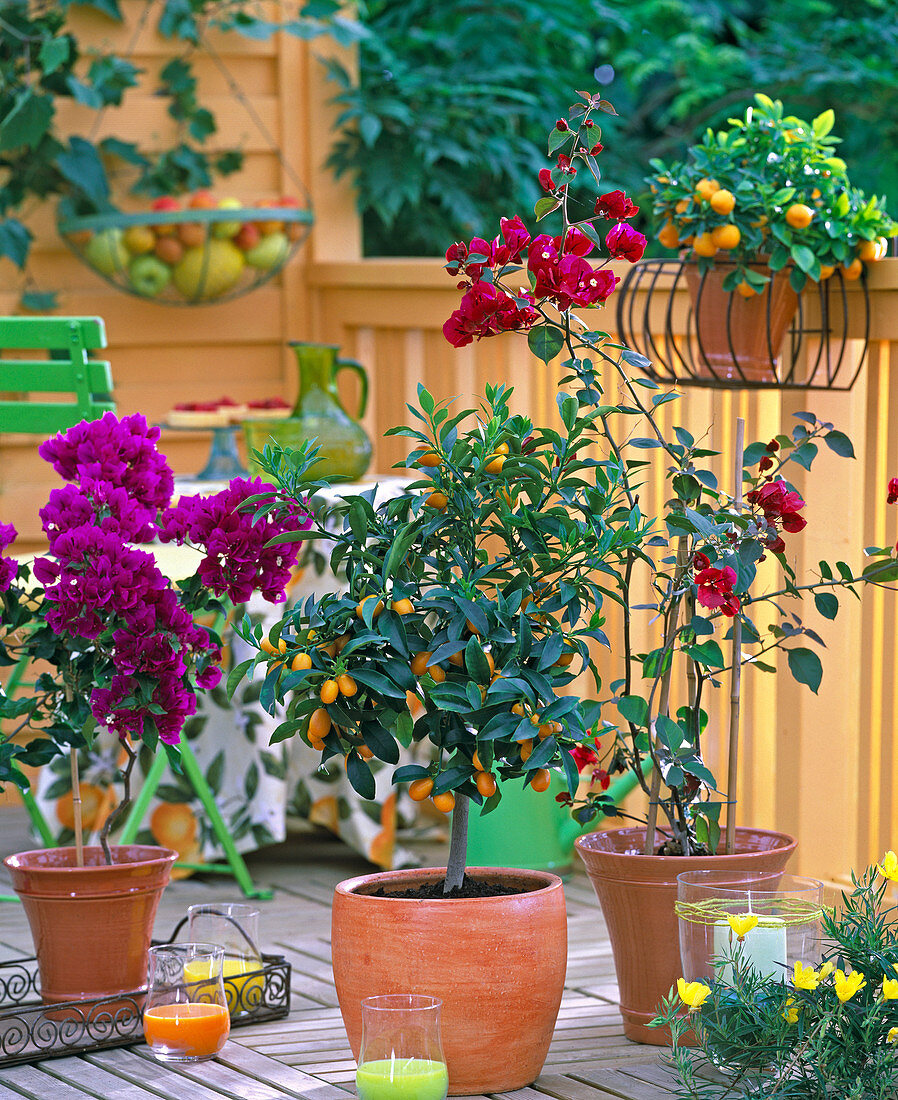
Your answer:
(442, 282), (539, 347)
(694, 565), (741, 616)
(746, 479), (806, 532)
(555, 154), (576, 178)
(594, 189), (639, 220)
(888, 477), (898, 504)
(692, 551), (711, 572)
(491, 215), (531, 266)
(538, 168), (555, 192)
(571, 744), (600, 772)
(605, 222), (648, 262)
(592, 768), (611, 791)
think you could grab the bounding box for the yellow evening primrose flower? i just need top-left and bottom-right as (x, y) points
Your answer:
(882, 978), (898, 1000)
(677, 977), (711, 1011)
(727, 913), (759, 940)
(834, 968), (867, 1003)
(783, 996), (800, 1024)
(793, 961), (820, 990)
(877, 851), (898, 882)
(817, 960), (835, 981)
(888, 1027), (898, 1044)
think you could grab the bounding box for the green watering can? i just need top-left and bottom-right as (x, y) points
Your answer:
(463, 765), (646, 875)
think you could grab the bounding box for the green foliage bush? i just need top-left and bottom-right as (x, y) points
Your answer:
(327, 0), (898, 257)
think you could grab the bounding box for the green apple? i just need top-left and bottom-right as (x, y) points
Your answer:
(212, 198), (244, 239)
(129, 254), (172, 297)
(244, 231), (289, 270)
(173, 239), (245, 300)
(83, 228), (129, 277)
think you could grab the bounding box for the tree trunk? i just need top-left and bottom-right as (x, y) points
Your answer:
(444, 792), (468, 892)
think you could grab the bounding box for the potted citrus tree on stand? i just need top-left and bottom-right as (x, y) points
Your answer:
(0, 412), (307, 1003)
(647, 95), (895, 381)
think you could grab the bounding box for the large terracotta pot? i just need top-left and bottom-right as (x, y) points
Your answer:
(3, 845), (176, 1003)
(331, 866), (567, 1094)
(575, 826), (796, 1044)
(685, 261), (799, 382)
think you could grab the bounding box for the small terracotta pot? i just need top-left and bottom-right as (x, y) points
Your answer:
(575, 827), (796, 1044)
(4, 845), (176, 1003)
(685, 261), (799, 382)
(331, 866), (567, 1095)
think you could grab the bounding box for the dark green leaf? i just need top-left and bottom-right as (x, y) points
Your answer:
(824, 430), (855, 459)
(346, 753), (376, 800)
(787, 647), (823, 693)
(814, 592), (839, 620)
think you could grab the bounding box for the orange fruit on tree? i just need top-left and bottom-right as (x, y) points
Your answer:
(356, 594), (384, 620)
(425, 490), (448, 510)
(817, 264), (835, 280)
(432, 791), (456, 814)
(857, 238), (881, 262)
(308, 706), (331, 741)
(475, 771), (497, 798)
(356, 745), (374, 760)
(408, 777), (434, 801)
(337, 673), (357, 697)
(511, 701), (527, 717)
(735, 280), (760, 298)
(842, 257), (863, 281)
(709, 189), (735, 215)
(711, 224), (740, 251)
(674, 198), (690, 215)
(657, 221), (679, 250)
(448, 650), (465, 667)
(291, 652), (312, 671)
(520, 739), (534, 762)
(428, 664), (446, 684)
(485, 454), (505, 475)
(320, 678), (339, 705)
(260, 637), (286, 655)
(692, 232), (717, 258)
(472, 749), (484, 771)
(785, 203), (814, 229)
(530, 768), (552, 793)
(694, 177), (719, 202)
(417, 451), (442, 467)
(390, 598), (414, 615)
(410, 651), (433, 676)
(493, 441), (510, 455)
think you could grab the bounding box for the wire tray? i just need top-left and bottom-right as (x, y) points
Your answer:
(0, 951), (290, 1067)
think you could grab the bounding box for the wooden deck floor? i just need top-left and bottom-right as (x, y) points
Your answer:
(0, 807), (682, 1099)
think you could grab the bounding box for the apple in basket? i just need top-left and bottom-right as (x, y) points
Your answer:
(244, 231), (289, 270)
(84, 228), (129, 276)
(172, 239), (245, 299)
(129, 254), (172, 297)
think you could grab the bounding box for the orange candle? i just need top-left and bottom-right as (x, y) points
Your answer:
(143, 1002), (230, 1059)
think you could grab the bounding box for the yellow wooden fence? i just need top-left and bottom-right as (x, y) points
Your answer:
(1, 5), (896, 883)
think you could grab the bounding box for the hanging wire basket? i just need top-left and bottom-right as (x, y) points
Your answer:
(58, 202), (313, 306)
(615, 257), (871, 390)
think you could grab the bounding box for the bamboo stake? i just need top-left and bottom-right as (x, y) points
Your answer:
(69, 745), (84, 867)
(725, 418), (745, 855)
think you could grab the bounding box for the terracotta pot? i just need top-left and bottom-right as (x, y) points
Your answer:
(684, 261), (799, 382)
(331, 866), (567, 1095)
(3, 845), (176, 1003)
(575, 827), (796, 1044)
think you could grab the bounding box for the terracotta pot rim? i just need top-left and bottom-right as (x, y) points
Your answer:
(4, 845), (177, 874)
(575, 826), (796, 865)
(335, 865), (563, 900)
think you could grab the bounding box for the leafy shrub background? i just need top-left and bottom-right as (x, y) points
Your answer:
(325, 0), (898, 256)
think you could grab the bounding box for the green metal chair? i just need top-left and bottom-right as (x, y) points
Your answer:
(0, 316), (114, 434)
(0, 316), (269, 898)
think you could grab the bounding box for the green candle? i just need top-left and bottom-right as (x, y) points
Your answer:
(356, 1058), (448, 1100)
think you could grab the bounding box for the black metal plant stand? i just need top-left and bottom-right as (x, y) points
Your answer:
(615, 257), (871, 390)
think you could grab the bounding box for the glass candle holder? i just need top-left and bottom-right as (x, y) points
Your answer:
(677, 870), (826, 985)
(143, 943), (230, 1062)
(356, 994), (448, 1100)
(187, 902), (263, 1017)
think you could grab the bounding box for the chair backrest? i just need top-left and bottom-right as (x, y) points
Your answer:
(0, 316), (115, 435)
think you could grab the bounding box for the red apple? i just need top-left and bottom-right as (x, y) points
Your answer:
(188, 190), (218, 210)
(234, 223), (261, 251)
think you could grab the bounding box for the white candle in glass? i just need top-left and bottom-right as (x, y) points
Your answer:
(712, 918), (787, 983)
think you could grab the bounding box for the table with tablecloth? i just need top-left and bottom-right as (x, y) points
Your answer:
(33, 476), (430, 873)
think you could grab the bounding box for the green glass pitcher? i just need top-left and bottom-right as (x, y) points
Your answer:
(244, 342), (372, 481)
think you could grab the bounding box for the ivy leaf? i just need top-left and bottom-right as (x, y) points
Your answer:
(0, 219), (33, 270)
(787, 647), (823, 693)
(0, 90), (55, 152)
(55, 136), (110, 204)
(38, 36), (71, 76)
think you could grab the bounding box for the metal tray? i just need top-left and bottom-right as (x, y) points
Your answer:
(0, 951), (290, 1067)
